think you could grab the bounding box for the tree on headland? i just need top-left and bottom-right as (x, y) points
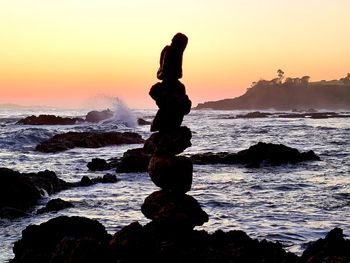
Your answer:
(277, 69), (285, 83)
(340, 73), (350, 85)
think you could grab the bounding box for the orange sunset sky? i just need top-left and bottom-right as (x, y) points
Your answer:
(1, 0), (350, 109)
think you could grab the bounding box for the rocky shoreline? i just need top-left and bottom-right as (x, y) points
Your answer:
(0, 168), (117, 218)
(10, 215), (350, 263)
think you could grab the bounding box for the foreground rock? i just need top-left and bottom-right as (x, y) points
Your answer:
(17, 115), (84, 125)
(12, 216), (111, 263)
(190, 142), (320, 167)
(0, 168), (70, 218)
(36, 131), (144, 153)
(0, 168), (118, 218)
(11, 216), (350, 263)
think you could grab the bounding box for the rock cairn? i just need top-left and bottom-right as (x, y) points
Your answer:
(141, 33), (208, 233)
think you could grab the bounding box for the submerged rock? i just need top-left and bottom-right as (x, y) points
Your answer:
(37, 198), (74, 214)
(36, 131), (144, 153)
(190, 142), (320, 167)
(17, 114), (84, 125)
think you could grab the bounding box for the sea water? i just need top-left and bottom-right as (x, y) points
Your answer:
(0, 105), (349, 261)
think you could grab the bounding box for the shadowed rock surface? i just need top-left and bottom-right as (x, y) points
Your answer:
(36, 131), (144, 153)
(85, 109), (113, 123)
(11, 215), (350, 263)
(144, 126), (192, 156)
(37, 198), (74, 214)
(0, 168), (117, 218)
(12, 216), (110, 263)
(190, 142), (320, 167)
(17, 115), (84, 125)
(0, 168), (70, 218)
(87, 158), (111, 171)
(116, 148), (152, 173)
(148, 155), (193, 193)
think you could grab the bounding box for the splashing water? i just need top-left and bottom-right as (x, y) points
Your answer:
(103, 97), (137, 128)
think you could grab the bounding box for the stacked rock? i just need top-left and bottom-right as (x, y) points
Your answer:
(141, 33), (208, 233)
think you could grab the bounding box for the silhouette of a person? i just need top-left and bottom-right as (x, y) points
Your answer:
(157, 33), (188, 81)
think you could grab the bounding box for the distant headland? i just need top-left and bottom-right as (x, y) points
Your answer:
(195, 71), (350, 110)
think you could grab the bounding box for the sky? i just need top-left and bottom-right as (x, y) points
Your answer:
(1, 0), (350, 109)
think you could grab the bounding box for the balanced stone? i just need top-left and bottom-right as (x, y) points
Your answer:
(141, 190), (208, 229)
(148, 155), (193, 194)
(144, 126), (192, 156)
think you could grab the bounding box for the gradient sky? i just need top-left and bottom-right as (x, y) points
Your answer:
(1, 0), (350, 108)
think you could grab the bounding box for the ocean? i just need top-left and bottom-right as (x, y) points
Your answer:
(0, 105), (350, 262)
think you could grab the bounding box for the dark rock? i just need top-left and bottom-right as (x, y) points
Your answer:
(141, 190), (208, 229)
(156, 32), (188, 81)
(137, 118), (151, 125)
(51, 237), (110, 263)
(87, 158), (110, 171)
(190, 142), (320, 167)
(116, 148), (152, 173)
(0, 168), (41, 211)
(17, 114), (84, 125)
(12, 216), (111, 263)
(85, 109), (113, 123)
(36, 131), (144, 153)
(37, 198), (74, 214)
(148, 155), (193, 194)
(300, 228), (350, 263)
(236, 111), (272, 118)
(101, 173), (118, 183)
(0, 207), (28, 218)
(144, 126), (192, 156)
(149, 81), (192, 132)
(80, 174), (118, 186)
(0, 168), (70, 218)
(80, 176), (94, 186)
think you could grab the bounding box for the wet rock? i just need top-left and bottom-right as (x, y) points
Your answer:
(144, 126), (192, 156)
(149, 81), (192, 132)
(36, 131), (144, 153)
(87, 158), (110, 171)
(37, 198), (74, 214)
(17, 114), (84, 125)
(141, 190), (208, 229)
(79, 174), (118, 186)
(101, 173), (118, 183)
(236, 111), (272, 118)
(85, 109), (113, 123)
(0, 207), (28, 218)
(12, 216), (111, 263)
(137, 118), (151, 125)
(190, 142), (320, 167)
(80, 176), (94, 186)
(300, 228), (350, 263)
(0, 168), (70, 218)
(148, 155), (193, 194)
(116, 148), (152, 173)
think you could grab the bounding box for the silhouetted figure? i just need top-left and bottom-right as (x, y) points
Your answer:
(157, 33), (188, 81)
